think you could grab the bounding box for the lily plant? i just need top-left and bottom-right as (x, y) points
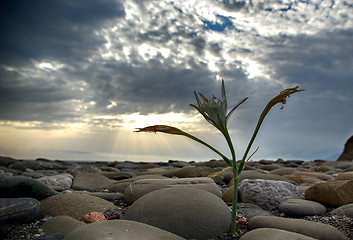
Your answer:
(136, 80), (304, 234)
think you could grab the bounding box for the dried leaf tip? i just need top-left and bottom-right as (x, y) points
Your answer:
(135, 125), (185, 135)
(269, 85), (305, 109)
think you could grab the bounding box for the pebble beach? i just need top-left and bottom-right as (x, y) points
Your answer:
(1, 156), (352, 240)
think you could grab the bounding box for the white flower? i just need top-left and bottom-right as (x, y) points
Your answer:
(190, 79), (247, 134)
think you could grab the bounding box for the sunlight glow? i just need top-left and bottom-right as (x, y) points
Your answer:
(114, 112), (197, 130)
(242, 58), (270, 80)
(36, 61), (64, 70)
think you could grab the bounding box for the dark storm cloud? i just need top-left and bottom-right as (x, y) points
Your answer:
(0, 0), (125, 66)
(80, 57), (216, 115)
(0, 0), (125, 122)
(254, 29), (353, 138)
(261, 30), (353, 92)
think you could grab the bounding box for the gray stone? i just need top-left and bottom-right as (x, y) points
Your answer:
(71, 173), (115, 191)
(10, 160), (66, 171)
(41, 215), (85, 236)
(0, 169), (13, 178)
(331, 203), (353, 218)
(239, 228), (316, 240)
(270, 167), (301, 176)
(102, 171), (136, 180)
(63, 220), (185, 240)
(237, 203), (274, 219)
(239, 179), (303, 211)
(108, 175), (167, 193)
(168, 166), (216, 178)
(38, 192), (118, 219)
(124, 186), (231, 240)
(67, 165), (102, 176)
(0, 198), (40, 224)
(291, 171), (334, 181)
(196, 159), (228, 168)
(38, 174), (73, 190)
(259, 164), (281, 171)
(0, 165), (20, 175)
(0, 156), (16, 167)
(22, 170), (62, 179)
(123, 177), (222, 205)
(0, 177), (57, 200)
(99, 166), (120, 172)
(113, 161), (140, 169)
(238, 170), (289, 182)
(248, 216), (347, 240)
(77, 191), (123, 201)
(279, 198), (326, 217)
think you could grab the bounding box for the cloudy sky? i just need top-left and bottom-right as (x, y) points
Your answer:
(0, 0), (352, 162)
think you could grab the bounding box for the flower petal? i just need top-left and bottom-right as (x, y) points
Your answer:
(226, 97), (248, 123)
(199, 93), (209, 104)
(194, 91), (202, 107)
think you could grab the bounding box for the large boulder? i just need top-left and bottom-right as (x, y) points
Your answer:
(38, 173), (73, 190)
(239, 179), (303, 211)
(108, 175), (168, 193)
(239, 228), (316, 240)
(38, 192), (118, 219)
(123, 177), (221, 205)
(41, 215), (85, 236)
(337, 135), (353, 161)
(305, 180), (353, 207)
(0, 198), (40, 225)
(0, 177), (57, 200)
(72, 173), (115, 191)
(63, 220), (185, 240)
(249, 216), (347, 240)
(124, 186), (231, 240)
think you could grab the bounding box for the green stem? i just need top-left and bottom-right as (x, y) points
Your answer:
(231, 172), (239, 234)
(237, 104), (270, 175)
(182, 131), (232, 167)
(222, 131), (237, 170)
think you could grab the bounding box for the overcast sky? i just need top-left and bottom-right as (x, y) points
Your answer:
(0, 0), (352, 162)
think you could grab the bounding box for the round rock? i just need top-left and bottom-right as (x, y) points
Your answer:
(38, 192), (118, 219)
(0, 177), (57, 200)
(239, 228), (316, 240)
(248, 215), (347, 240)
(239, 179), (303, 211)
(71, 173), (115, 191)
(41, 215), (85, 236)
(331, 203), (353, 218)
(279, 198), (326, 217)
(0, 198), (40, 225)
(124, 186), (231, 239)
(38, 174), (73, 190)
(63, 220), (185, 240)
(305, 180), (353, 206)
(123, 177), (221, 205)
